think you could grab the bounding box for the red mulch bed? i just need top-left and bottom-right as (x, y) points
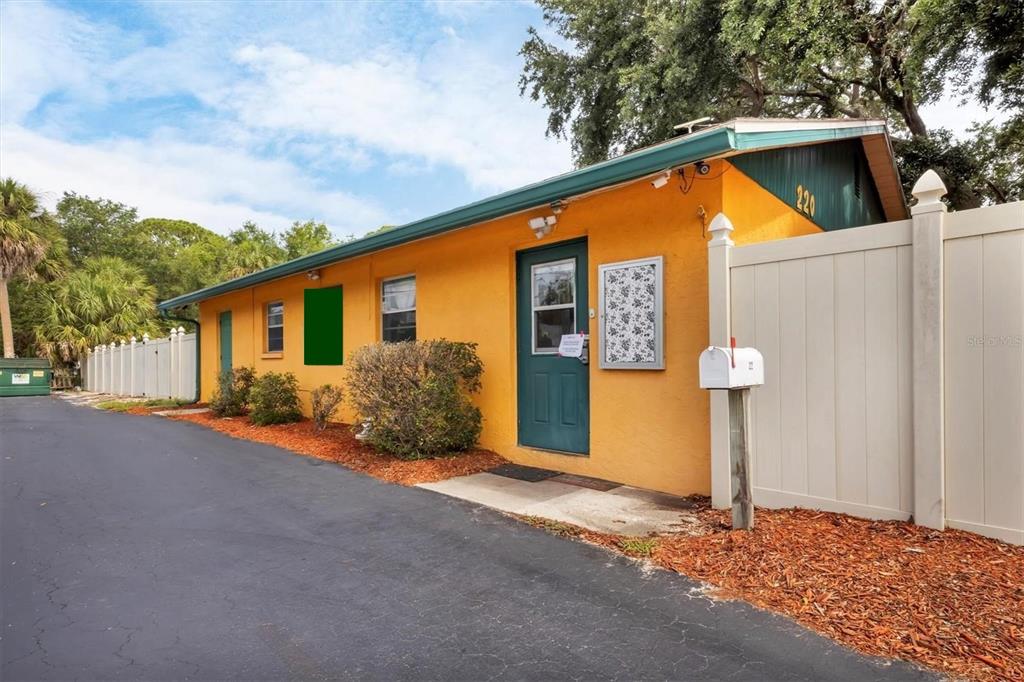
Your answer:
(169, 411), (506, 485)
(525, 508), (1024, 681)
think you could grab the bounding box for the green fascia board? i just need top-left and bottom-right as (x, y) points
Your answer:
(732, 125), (887, 151)
(158, 124), (883, 310)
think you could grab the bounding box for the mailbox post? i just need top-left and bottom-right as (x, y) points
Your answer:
(699, 339), (764, 530)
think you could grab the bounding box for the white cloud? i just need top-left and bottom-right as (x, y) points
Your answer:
(0, 0), (572, 236)
(0, 124), (389, 237)
(225, 41), (571, 191)
(0, 2), (115, 122)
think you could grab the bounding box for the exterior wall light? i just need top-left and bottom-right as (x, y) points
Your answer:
(528, 215), (557, 239)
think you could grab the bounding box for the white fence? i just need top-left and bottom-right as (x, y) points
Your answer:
(708, 171), (1023, 545)
(81, 327), (196, 401)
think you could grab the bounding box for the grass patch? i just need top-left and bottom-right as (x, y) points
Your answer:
(96, 398), (189, 412)
(618, 537), (659, 557)
(520, 515), (581, 537)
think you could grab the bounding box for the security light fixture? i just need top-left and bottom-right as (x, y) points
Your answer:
(528, 215), (557, 239)
(306, 269), (321, 280)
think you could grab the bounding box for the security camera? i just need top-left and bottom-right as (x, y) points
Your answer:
(694, 161), (711, 175)
(651, 170), (672, 189)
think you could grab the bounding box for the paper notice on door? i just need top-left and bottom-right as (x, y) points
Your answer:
(557, 333), (586, 358)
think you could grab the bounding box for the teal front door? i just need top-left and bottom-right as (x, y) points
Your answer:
(218, 311), (232, 374)
(516, 239), (590, 454)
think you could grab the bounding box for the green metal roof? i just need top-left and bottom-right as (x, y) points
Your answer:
(159, 119), (891, 310)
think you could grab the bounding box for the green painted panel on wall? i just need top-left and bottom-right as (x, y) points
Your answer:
(730, 139), (886, 231)
(304, 286), (343, 366)
(218, 311), (232, 373)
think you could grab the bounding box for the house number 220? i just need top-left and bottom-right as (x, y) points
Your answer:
(795, 184), (816, 217)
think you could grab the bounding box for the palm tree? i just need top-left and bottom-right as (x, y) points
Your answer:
(0, 179), (50, 358)
(34, 256), (159, 365)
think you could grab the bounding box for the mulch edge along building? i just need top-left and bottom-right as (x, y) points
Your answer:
(159, 118), (907, 497)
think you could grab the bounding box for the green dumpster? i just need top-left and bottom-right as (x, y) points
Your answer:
(0, 358), (52, 397)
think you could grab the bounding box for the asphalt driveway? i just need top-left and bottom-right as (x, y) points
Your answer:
(1, 396), (931, 680)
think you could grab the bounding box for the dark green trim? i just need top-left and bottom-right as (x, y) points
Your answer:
(159, 124), (888, 310)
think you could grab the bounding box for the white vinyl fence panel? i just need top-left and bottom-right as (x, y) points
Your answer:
(943, 204), (1024, 544)
(83, 328), (196, 401)
(709, 171), (1023, 544)
(729, 222), (914, 521)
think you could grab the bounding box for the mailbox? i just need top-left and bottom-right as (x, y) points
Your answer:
(699, 346), (764, 390)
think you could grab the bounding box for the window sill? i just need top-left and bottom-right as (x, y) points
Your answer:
(261, 352), (284, 359)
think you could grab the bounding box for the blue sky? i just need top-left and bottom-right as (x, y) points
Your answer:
(0, 1), (991, 240)
(1, 0), (572, 238)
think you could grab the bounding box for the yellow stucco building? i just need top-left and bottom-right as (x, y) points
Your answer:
(159, 119), (906, 497)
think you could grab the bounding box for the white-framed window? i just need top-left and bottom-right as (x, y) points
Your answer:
(381, 275), (416, 342)
(531, 258), (576, 354)
(266, 301), (284, 353)
(598, 256), (664, 369)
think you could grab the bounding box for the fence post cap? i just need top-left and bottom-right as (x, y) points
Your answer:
(177, 326), (185, 334)
(130, 336), (137, 344)
(911, 169), (948, 215)
(120, 339), (126, 346)
(109, 341), (116, 348)
(708, 212), (734, 246)
(142, 333), (149, 342)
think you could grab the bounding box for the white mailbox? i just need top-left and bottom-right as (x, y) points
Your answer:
(699, 346), (764, 390)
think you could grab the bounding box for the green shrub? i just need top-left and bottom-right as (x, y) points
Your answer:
(346, 339), (483, 460)
(209, 367), (255, 417)
(249, 371), (303, 426)
(311, 384), (344, 431)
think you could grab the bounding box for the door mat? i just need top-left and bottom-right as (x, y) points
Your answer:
(488, 464), (561, 482)
(549, 473), (621, 492)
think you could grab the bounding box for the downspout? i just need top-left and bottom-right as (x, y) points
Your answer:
(160, 309), (201, 404)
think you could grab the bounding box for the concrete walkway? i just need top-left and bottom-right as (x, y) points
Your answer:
(52, 390), (116, 407)
(419, 472), (707, 535)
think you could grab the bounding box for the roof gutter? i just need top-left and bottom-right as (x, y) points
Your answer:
(159, 127), (736, 310)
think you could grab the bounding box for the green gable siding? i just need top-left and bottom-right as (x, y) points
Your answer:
(304, 286), (343, 365)
(730, 140), (886, 231)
